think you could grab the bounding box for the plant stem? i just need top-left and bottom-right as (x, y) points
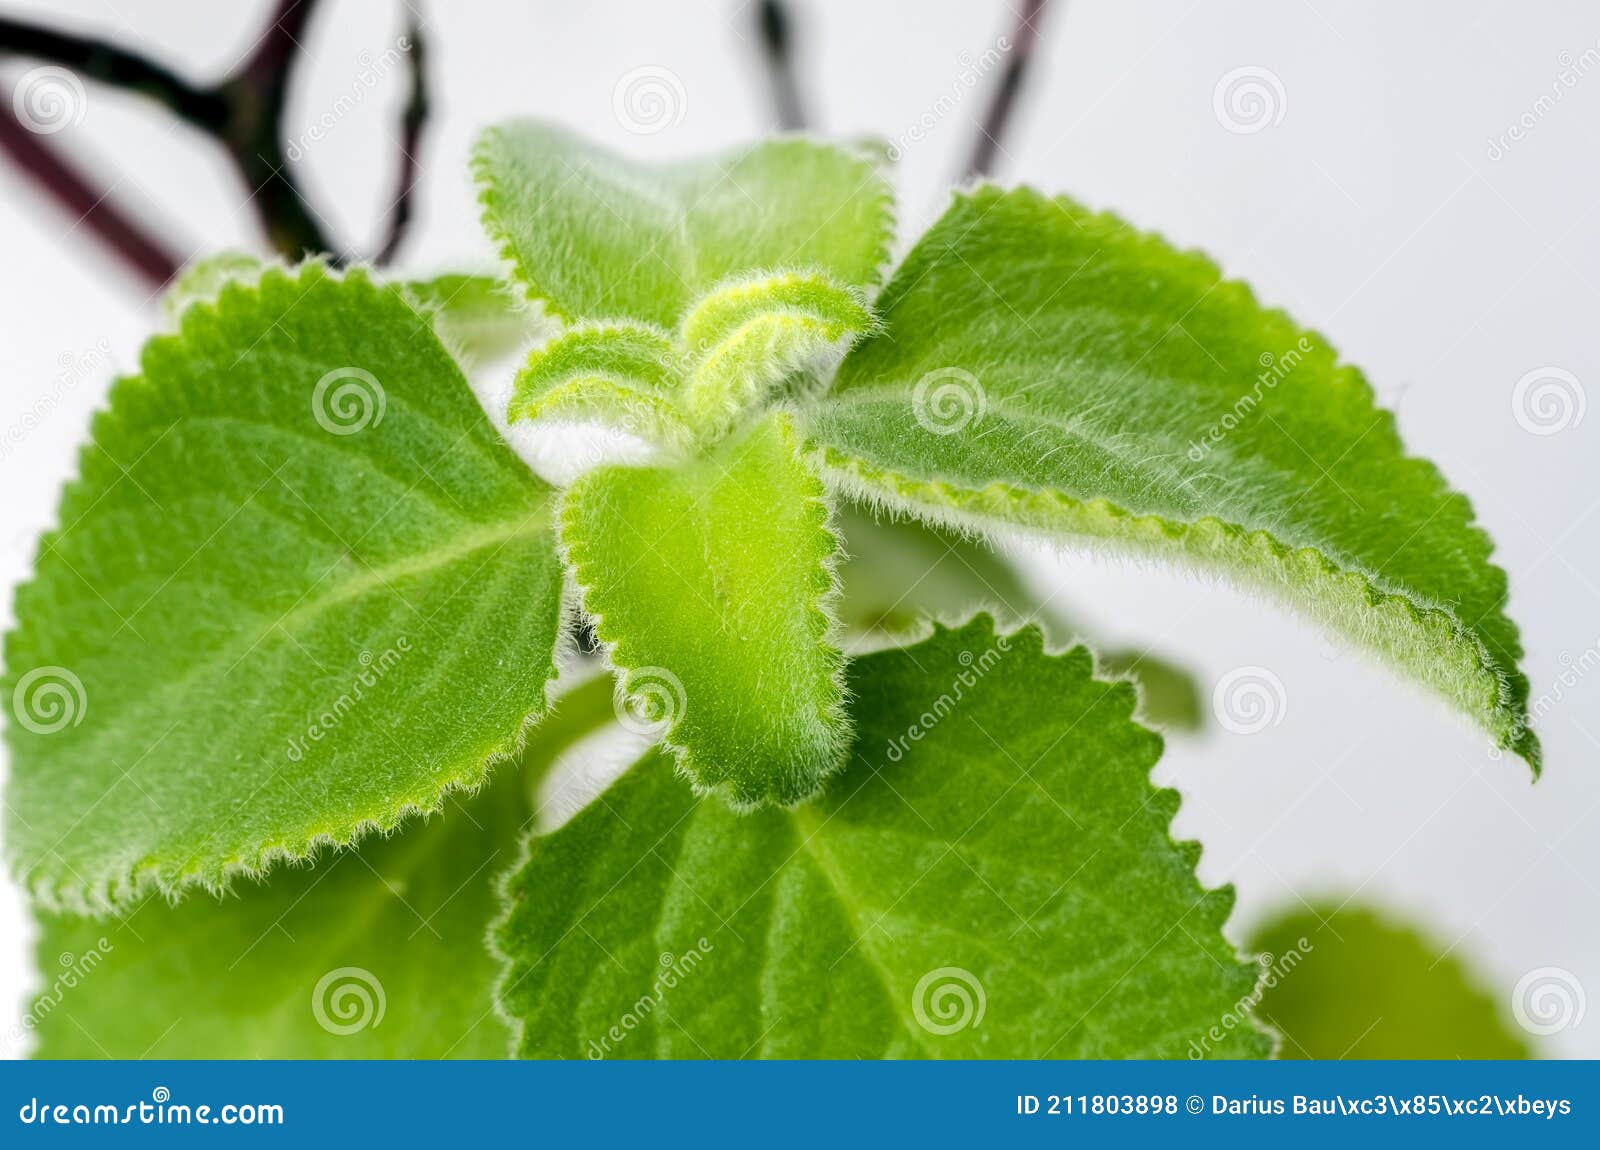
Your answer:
(963, 0), (1053, 180)
(0, 105), (181, 289)
(0, 0), (431, 282)
(755, 0), (806, 131)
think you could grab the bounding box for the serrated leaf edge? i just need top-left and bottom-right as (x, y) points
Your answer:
(3, 262), (572, 915)
(471, 124), (899, 325)
(487, 612), (1274, 1060)
(813, 443), (1537, 771)
(556, 411), (852, 809)
(814, 181), (1536, 770)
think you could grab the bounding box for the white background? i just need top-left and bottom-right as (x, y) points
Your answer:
(1, 0), (1597, 1055)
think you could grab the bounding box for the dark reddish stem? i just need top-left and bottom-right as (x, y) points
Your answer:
(0, 0), (430, 290)
(963, 0), (1053, 180)
(0, 104), (180, 290)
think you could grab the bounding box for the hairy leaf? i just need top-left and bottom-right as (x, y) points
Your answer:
(160, 251), (266, 327)
(678, 271), (873, 437)
(509, 321), (691, 447)
(560, 412), (847, 806)
(494, 616), (1267, 1059)
(473, 121), (893, 327)
(1249, 904), (1528, 1059)
(809, 187), (1534, 767)
(508, 274), (873, 450)
(24, 676), (615, 1059)
(3, 265), (566, 911)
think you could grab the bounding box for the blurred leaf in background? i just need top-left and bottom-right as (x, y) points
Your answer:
(1249, 904), (1528, 1059)
(835, 509), (1201, 730)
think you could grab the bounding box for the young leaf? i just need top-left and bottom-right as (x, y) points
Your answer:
(509, 321), (692, 447)
(3, 264), (567, 912)
(508, 275), (874, 450)
(494, 616), (1268, 1059)
(678, 271), (873, 436)
(1249, 904), (1528, 1059)
(473, 120), (893, 326)
(809, 187), (1535, 767)
(25, 676), (617, 1059)
(560, 411), (848, 807)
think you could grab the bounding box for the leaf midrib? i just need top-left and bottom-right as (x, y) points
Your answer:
(51, 512), (551, 749)
(786, 805), (939, 1058)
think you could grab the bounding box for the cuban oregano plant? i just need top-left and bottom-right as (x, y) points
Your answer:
(3, 120), (1535, 1060)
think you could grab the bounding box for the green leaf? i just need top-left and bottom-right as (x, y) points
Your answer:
(3, 264), (567, 912)
(494, 616), (1268, 1059)
(473, 120), (893, 327)
(1097, 650), (1203, 731)
(509, 321), (692, 447)
(677, 271), (873, 438)
(25, 675), (618, 1059)
(834, 508), (1201, 730)
(508, 274), (873, 450)
(1248, 903), (1528, 1059)
(809, 187), (1535, 767)
(560, 411), (848, 807)
(160, 251), (266, 327)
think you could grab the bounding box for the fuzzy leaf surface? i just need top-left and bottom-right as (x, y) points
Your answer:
(810, 187), (1534, 766)
(495, 616), (1267, 1059)
(473, 120), (892, 327)
(32, 770), (518, 1058)
(677, 271), (873, 438)
(509, 322), (691, 447)
(25, 678), (616, 1059)
(4, 265), (566, 911)
(560, 412), (848, 806)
